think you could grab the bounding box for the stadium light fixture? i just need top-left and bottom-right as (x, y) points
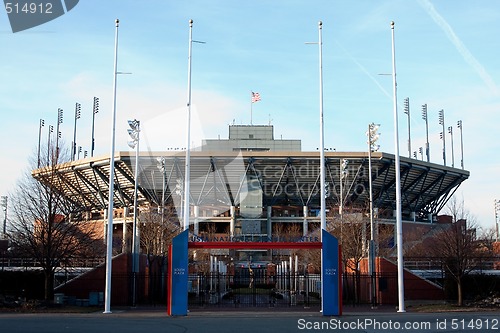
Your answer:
(438, 109), (446, 166)
(366, 122), (380, 308)
(421, 104), (429, 162)
(127, 118), (140, 307)
(457, 120), (464, 169)
(494, 199), (500, 242)
(403, 97), (411, 158)
(72, 102), (81, 161)
(448, 126), (454, 168)
(55, 108), (63, 161)
(47, 124), (53, 166)
(37, 119), (44, 168)
(91, 97), (99, 157)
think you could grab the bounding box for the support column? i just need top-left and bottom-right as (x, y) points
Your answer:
(267, 206), (272, 239)
(303, 206), (308, 236)
(194, 205), (199, 236)
(230, 206), (235, 237)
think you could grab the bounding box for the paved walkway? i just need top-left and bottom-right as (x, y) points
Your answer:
(0, 307), (498, 333)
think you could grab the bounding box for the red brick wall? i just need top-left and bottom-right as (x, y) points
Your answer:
(358, 257), (444, 305)
(55, 253), (151, 306)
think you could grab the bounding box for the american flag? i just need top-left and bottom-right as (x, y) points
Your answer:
(251, 92), (261, 103)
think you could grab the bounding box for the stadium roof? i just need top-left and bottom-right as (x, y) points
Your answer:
(32, 150), (469, 221)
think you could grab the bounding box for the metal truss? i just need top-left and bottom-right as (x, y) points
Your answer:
(32, 151), (469, 221)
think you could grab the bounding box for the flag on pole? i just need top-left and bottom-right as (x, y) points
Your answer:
(251, 92), (261, 103)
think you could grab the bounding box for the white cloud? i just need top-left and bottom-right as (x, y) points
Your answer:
(418, 0), (499, 96)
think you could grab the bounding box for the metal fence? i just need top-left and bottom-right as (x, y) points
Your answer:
(188, 272), (321, 308)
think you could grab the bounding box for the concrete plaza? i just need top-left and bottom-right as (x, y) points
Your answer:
(0, 308), (498, 333)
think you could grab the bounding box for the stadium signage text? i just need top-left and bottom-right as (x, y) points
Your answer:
(190, 235), (320, 243)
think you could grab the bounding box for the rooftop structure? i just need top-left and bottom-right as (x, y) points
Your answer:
(33, 124), (469, 239)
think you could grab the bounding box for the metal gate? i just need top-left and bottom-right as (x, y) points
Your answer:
(188, 271), (321, 308)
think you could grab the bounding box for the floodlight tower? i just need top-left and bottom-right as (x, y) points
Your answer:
(127, 119), (140, 307)
(421, 104), (429, 162)
(438, 109), (446, 166)
(47, 124), (53, 166)
(403, 97), (411, 158)
(495, 199), (500, 243)
(37, 119), (45, 168)
(457, 120), (464, 169)
(448, 126), (454, 168)
(91, 97), (99, 157)
(72, 102), (81, 161)
(55, 108), (63, 160)
(367, 123), (380, 308)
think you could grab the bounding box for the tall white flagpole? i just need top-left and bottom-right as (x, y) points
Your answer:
(104, 18), (120, 314)
(250, 91), (253, 125)
(183, 19), (193, 231)
(317, 20), (326, 313)
(318, 21), (325, 232)
(391, 21), (405, 313)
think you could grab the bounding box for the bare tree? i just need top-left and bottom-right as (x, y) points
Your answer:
(429, 196), (484, 306)
(139, 205), (181, 268)
(8, 144), (103, 301)
(325, 206), (367, 274)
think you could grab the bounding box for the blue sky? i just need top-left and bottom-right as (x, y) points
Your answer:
(0, 1), (499, 230)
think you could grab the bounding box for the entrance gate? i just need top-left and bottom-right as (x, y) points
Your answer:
(167, 230), (341, 316)
(187, 241), (323, 309)
(188, 271), (322, 309)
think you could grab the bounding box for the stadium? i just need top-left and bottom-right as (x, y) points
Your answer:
(29, 124), (471, 307)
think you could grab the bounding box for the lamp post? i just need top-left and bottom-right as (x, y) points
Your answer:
(367, 123), (380, 308)
(37, 119), (44, 168)
(1, 196), (7, 239)
(104, 18), (120, 315)
(448, 126), (454, 168)
(457, 120), (464, 169)
(421, 104), (429, 162)
(91, 97), (99, 157)
(127, 119), (140, 307)
(390, 21), (405, 313)
(72, 102), (81, 161)
(438, 109), (446, 166)
(403, 97), (411, 158)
